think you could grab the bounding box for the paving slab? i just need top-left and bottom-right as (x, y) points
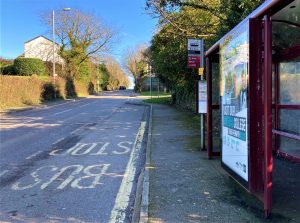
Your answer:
(148, 104), (300, 223)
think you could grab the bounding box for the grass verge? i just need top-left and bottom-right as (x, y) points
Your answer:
(140, 91), (171, 97)
(143, 96), (171, 104)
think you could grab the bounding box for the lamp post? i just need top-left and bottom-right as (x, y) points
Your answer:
(52, 8), (71, 99)
(52, 10), (55, 95)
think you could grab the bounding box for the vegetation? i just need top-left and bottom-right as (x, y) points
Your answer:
(0, 75), (99, 110)
(97, 63), (110, 90)
(13, 58), (46, 76)
(0, 9), (131, 110)
(146, 0), (263, 112)
(44, 9), (114, 80)
(1, 65), (15, 75)
(0, 58), (14, 75)
(140, 91), (171, 97)
(41, 9), (128, 96)
(41, 82), (61, 101)
(143, 96), (172, 104)
(105, 57), (130, 91)
(124, 45), (149, 92)
(0, 76), (46, 109)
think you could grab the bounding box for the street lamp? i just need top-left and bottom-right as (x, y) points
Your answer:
(52, 8), (71, 98)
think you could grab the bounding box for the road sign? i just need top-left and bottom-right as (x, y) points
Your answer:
(188, 56), (200, 68)
(188, 39), (202, 51)
(187, 39), (203, 69)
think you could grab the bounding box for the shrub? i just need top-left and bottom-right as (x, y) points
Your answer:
(65, 77), (77, 98)
(88, 82), (95, 95)
(41, 82), (62, 101)
(44, 61), (63, 77)
(14, 58), (46, 76)
(55, 78), (66, 99)
(1, 65), (15, 75)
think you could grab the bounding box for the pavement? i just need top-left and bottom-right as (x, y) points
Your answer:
(139, 103), (300, 223)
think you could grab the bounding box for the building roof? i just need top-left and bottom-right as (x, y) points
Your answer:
(24, 35), (59, 46)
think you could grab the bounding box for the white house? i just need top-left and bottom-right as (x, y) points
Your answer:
(24, 35), (64, 64)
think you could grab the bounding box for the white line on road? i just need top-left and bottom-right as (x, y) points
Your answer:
(25, 150), (43, 160)
(109, 121), (146, 223)
(53, 109), (72, 116)
(52, 137), (65, 145)
(0, 170), (9, 178)
(71, 127), (82, 135)
(78, 101), (97, 108)
(78, 103), (91, 108)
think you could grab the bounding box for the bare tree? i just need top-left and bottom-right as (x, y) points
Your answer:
(104, 56), (130, 90)
(124, 45), (148, 92)
(43, 9), (115, 79)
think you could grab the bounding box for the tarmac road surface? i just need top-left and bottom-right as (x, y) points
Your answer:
(0, 90), (148, 222)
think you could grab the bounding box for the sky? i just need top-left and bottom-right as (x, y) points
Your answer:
(0, 0), (157, 63)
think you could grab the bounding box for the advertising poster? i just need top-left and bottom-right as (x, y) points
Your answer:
(220, 21), (249, 181)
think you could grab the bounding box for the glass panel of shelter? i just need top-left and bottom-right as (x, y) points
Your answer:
(272, 0), (300, 161)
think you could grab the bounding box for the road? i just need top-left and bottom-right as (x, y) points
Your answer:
(0, 90), (148, 222)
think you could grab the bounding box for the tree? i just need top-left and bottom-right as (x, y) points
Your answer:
(124, 45), (148, 92)
(104, 57), (130, 90)
(98, 63), (110, 90)
(146, 0), (263, 42)
(146, 0), (264, 111)
(44, 9), (115, 79)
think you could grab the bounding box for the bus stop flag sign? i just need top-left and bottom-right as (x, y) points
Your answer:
(188, 39), (203, 68)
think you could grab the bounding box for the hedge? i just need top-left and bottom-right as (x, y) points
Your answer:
(1, 65), (15, 75)
(14, 57), (46, 76)
(0, 76), (96, 110)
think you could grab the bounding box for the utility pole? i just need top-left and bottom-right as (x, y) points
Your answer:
(52, 8), (71, 99)
(52, 10), (56, 99)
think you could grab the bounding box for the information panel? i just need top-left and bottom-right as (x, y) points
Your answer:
(187, 39), (203, 68)
(198, 81), (207, 114)
(220, 21), (249, 182)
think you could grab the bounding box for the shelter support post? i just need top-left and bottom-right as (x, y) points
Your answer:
(206, 57), (213, 159)
(249, 18), (263, 196)
(263, 14), (273, 218)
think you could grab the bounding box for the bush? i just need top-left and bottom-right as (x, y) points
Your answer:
(44, 61), (63, 77)
(1, 65), (15, 75)
(65, 77), (77, 98)
(14, 58), (46, 76)
(88, 82), (95, 95)
(41, 82), (61, 101)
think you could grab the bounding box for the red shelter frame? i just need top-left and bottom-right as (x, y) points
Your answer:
(205, 0), (298, 217)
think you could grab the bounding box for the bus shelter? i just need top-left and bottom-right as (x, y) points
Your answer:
(205, 0), (300, 217)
